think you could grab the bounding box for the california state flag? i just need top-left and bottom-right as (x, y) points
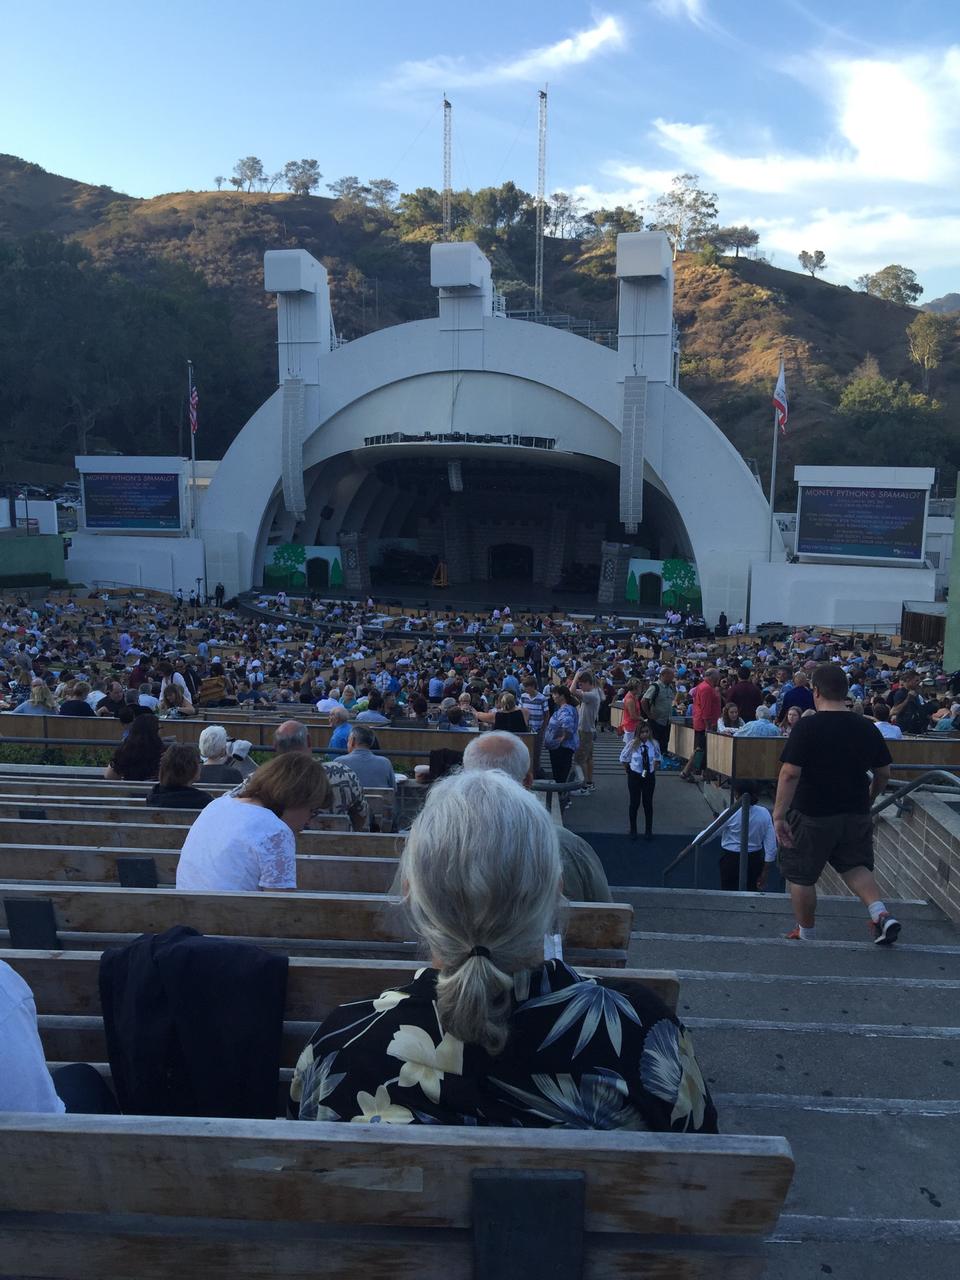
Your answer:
(773, 358), (788, 434)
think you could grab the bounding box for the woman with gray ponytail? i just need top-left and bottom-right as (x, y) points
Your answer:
(289, 770), (717, 1132)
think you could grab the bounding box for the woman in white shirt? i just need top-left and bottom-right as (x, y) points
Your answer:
(176, 752), (330, 892)
(695, 784), (777, 891)
(627, 721), (662, 841)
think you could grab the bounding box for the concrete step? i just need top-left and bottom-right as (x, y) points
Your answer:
(764, 1238), (959, 1280)
(722, 1100), (960, 1223)
(629, 905), (959, 944)
(614, 887), (948, 924)
(692, 1023), (960, 1100)
(627, 932), (960, 980)
(676, 971), (960, 1028)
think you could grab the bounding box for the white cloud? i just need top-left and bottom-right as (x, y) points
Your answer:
(584, 45), (960, 288)
(390, 14), (626, 91)
(650, 0), (708, 26)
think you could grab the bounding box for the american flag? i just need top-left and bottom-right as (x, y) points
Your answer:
(189, 383), (198, 436)
(773, 358), (788, 434)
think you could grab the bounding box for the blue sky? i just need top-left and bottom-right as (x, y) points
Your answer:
(4, 0), (959, 296)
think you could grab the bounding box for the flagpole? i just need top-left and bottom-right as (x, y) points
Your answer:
(767, 350), (783, 561)
(187, 360), (197, 539)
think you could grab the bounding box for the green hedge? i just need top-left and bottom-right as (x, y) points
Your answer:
(0, 744), (112, 767)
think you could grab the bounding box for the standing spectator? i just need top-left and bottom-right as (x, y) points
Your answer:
(543, 685), (580, 790)
(627, 721), (661, 841)
(617, 678), (643, 770)
(680, 669), (721, 782)
(773, 664), (899, 944)
(728, 666), (762, 722)
(780, 671), (815, 717)
(695, 783), (777, 891)
(570, 670), (601, 794)
(639, 665), (676, 757)
(520, 676), (550, 776)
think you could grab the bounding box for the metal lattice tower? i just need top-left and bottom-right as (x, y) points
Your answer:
(534, 87), (548, 314)
(442, 97), (452, 240)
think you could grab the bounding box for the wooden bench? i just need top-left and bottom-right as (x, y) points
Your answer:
(2, 948), (681, 1067)
(0, 885), (634, 966)
(0, 817), (353, 851)
(0, 1113), (794, 1279)
(0, 845), (400, 894)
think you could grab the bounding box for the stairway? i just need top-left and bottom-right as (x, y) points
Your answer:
(616, 885), (960, 1278)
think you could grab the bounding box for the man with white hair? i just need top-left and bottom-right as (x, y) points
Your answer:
(462, 731), (612, 902)
(733, 705), (783, 738)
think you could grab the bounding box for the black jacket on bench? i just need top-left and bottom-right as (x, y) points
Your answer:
(99, 926), (288, 1118)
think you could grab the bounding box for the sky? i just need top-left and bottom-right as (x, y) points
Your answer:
(3, 0), (959, 297)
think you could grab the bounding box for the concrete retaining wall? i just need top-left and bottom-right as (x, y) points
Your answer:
(820, 794), (960, 921)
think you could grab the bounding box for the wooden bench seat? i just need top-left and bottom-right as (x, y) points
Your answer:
(0, 845), (400, 894)
(0, 1114), (793, 1280)
(0, 819), (394, 854)
(2, 948), (681, 1071)
(0, 885), (634, 966)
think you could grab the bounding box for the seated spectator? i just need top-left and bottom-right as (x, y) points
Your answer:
(177, 752), (330, 891)
(94, 680), (127, 718)
(104, 712), (165, 781)
(316, 685), (341, 713)
(271, 718), (368, 829)
(404, 694), (431, 728)
(334, 724), (395, 791)
(717, 702), (744, 735)
(733, 705), (783, 737)
(196, 662), (237, 707)
(326, 706), (352, 755)
(475, 690), (529, 734)
(290, 768), (716, 1131)
(228, 738), (258, 779)
(158, 683), (195, 718)
(355, 690), (390, 725)
(872, 701), (903, 740)
(58, 680), (96, 716)
(339, 684), (358, 710)
(461, 731), (611, 902)
(147, 743), (213, 810)
(197, 724), (244, 784)
(9, 679), (56, 715)
(0, 957), (64, 1113)
(933, 702), (960, 735)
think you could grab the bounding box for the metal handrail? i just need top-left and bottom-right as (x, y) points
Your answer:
(870, 769), (960, 819)
(662, 797), (739, 887)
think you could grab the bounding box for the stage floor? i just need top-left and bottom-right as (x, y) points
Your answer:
(257, 578), (663, 618)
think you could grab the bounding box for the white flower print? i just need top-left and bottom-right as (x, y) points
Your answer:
(372, 989), (410, 1013)
(386, 1024), (464, 1103)
(351, 1084), (414, 1125)
(640, 1019), (707, 1130)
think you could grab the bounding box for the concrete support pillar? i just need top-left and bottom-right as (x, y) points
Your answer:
(339, 531), (370, 595)
(945, 519), (960, 669)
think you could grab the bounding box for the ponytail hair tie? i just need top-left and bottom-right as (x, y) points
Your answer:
(468, 945), (491, 960)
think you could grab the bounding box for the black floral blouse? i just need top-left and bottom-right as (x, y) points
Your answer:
(289, 960), (718, 1132)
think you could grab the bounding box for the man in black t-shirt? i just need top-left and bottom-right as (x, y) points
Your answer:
(773, 663), (900, 944)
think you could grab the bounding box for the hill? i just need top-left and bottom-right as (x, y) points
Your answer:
(924, 293), (960, 315)
(0, 154), (957, 501)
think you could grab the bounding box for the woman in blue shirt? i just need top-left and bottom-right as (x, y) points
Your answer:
(544, 685), (580, 788)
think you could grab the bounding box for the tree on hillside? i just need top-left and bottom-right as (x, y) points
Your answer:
(907, 312), (951, 393)
(711, 225), (759, 257)
(798, 249), (827, 277)
(396, 187), (444, 236)
(213, 175), (224, 191)
(548, 191), (587, 238)
(233, 156), (265, 192)
(652, 173), (718, 259)
(228, 176), (243, 191)
(327, 176), (369, 203)
(283, 160), (322, 196)
(367, 178), (399, 211)
(263, 171), (284, 194)
(856, 264), (923, 305)
(588, 205), (643, 241)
